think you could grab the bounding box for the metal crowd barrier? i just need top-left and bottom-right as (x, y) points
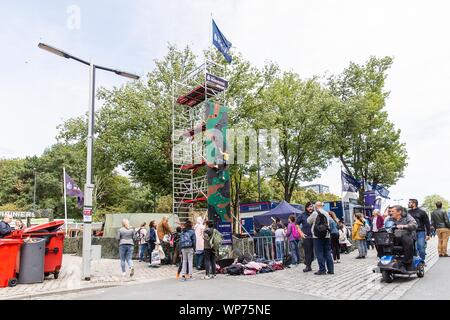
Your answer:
(234, 235), (301, 262)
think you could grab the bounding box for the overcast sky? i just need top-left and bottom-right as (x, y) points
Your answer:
(1, 0), (449, 206)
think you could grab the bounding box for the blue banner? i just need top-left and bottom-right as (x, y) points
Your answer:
(364, 191), (377, 208)
(212, 19), (232, 63)
(217, 221), (232, 245)
(341, 171), (360, 192)
(372, 184), (390, 199)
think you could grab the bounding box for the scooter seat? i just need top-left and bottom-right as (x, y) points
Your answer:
(393, 246), (404, 253)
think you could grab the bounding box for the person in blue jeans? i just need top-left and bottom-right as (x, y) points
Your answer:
(307, 202), (334, 275)
(408, 199), (431, 261)
(136, 222), (148, 262)
(117, 219), (135, 277)
(274, 224), (286, 261)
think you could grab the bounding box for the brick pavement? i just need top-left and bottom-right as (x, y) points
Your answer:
(235, 237), (439, 300)
(1, 238), (439, 300)
(0, 255), (178, 300)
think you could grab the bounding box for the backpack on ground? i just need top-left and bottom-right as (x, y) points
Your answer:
(180, 230), (193, 249)
(313, 212), (329, 239)
(226, 264), (244, 276)
(259, 266), (274, 273)
(282, 253), (292, 267)
(237, 254), (253, 264)
(210, 229), (223, 252)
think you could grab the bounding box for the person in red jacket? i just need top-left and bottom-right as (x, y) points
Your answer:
(371, 209), (385, 232)
(372, 209), (385, 258)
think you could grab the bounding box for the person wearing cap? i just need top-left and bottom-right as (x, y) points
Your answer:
(0, 214), (13, 238)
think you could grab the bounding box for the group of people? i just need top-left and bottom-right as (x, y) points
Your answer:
(255, 197), (450, 276)
(256, 201), (353, 275)
(350, 198), (450, 272)
(116, 216), (222, 281)
(0, 214), (26, 238)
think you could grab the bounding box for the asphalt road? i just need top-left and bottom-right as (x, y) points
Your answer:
(46, 276), (322, 300)
(401, 257), (450, 300)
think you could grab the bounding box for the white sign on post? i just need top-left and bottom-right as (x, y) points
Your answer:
(83, 207), (93, 223)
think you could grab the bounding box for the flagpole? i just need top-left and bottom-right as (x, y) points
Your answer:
(340, 163), (345, 202)
(63, 167), (68, 235)
(211, 12), (214, 45)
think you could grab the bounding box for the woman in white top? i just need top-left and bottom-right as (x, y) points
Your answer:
(194, 217), (206, 269)
(338, 221), (352, 254)
(274, 224), (286, 261)
(136, 222), (148, 262)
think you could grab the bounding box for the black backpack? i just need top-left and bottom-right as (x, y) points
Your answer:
(226, 264), (244, 276)
(314, 212), (329, 239)
(283, 253), (292, 267)
(237, 254), (252, 264)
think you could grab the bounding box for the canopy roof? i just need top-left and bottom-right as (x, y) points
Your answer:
(253, 200), (304, 229)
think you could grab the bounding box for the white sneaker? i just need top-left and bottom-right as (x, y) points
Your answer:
(122, 272), (126, 277)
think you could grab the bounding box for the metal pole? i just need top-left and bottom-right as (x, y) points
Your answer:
(29, 169), (37, 228)
(63, 167), (68, 235)
(82, 63), (96, 281)
(33, 169), (37, 211)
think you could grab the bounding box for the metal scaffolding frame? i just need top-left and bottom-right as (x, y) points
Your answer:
(172, 59), (227, 222)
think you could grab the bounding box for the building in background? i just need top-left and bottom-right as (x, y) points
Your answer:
(303, 184), (330, 194)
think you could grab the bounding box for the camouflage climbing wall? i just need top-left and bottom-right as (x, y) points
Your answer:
(205, 100), (231, 222)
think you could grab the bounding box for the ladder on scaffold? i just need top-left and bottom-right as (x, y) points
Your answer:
(172, 59), (227, 222)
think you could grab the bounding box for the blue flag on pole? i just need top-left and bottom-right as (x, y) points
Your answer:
(341, 171), (361, 193)
(372, 184), (390, 199)
(212, 19), (232, 63)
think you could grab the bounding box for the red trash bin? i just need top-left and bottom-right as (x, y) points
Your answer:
(8, 221), (65, 279)
(0, 239), (23, 288)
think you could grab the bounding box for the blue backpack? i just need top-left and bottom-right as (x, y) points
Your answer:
(180, 230), (194, 249)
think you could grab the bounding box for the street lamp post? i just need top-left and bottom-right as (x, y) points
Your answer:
(38, 43), (139, 281)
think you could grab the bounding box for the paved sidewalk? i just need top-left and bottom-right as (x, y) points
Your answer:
(0, 255), (178, 300)
(1, 238), (440, 300)
(235, 237), (439, 300)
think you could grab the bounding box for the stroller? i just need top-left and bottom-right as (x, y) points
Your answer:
(372, 227), (425, 283)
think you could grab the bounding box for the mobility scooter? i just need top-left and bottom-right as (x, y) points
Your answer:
(373, 226), (425, 283)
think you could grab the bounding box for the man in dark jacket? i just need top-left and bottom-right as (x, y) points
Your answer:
(297, 202), (314, 272)
(408, 199), (430, 261)
(203, 221), (217, 279)
(431, 201), (450, 257)
(391, 205), (418, 271)
(0, 214), (13, 238)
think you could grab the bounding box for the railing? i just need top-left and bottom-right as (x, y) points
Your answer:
(233, 235), (296, 262)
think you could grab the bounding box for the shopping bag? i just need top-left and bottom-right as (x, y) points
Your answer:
(151, 249), (161, 266)
(156, 244), (166, 260)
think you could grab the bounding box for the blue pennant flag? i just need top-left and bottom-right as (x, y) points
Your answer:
(212, 19), (232, 63)
(372, 184), (390, 199)
(341, 171), (361, 193)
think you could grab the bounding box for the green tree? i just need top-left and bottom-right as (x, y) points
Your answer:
(0, 159), (27, 207)
(422, 194), (449, 213)
(245, 72), (336, 201)
(326, 57), (408, 203)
